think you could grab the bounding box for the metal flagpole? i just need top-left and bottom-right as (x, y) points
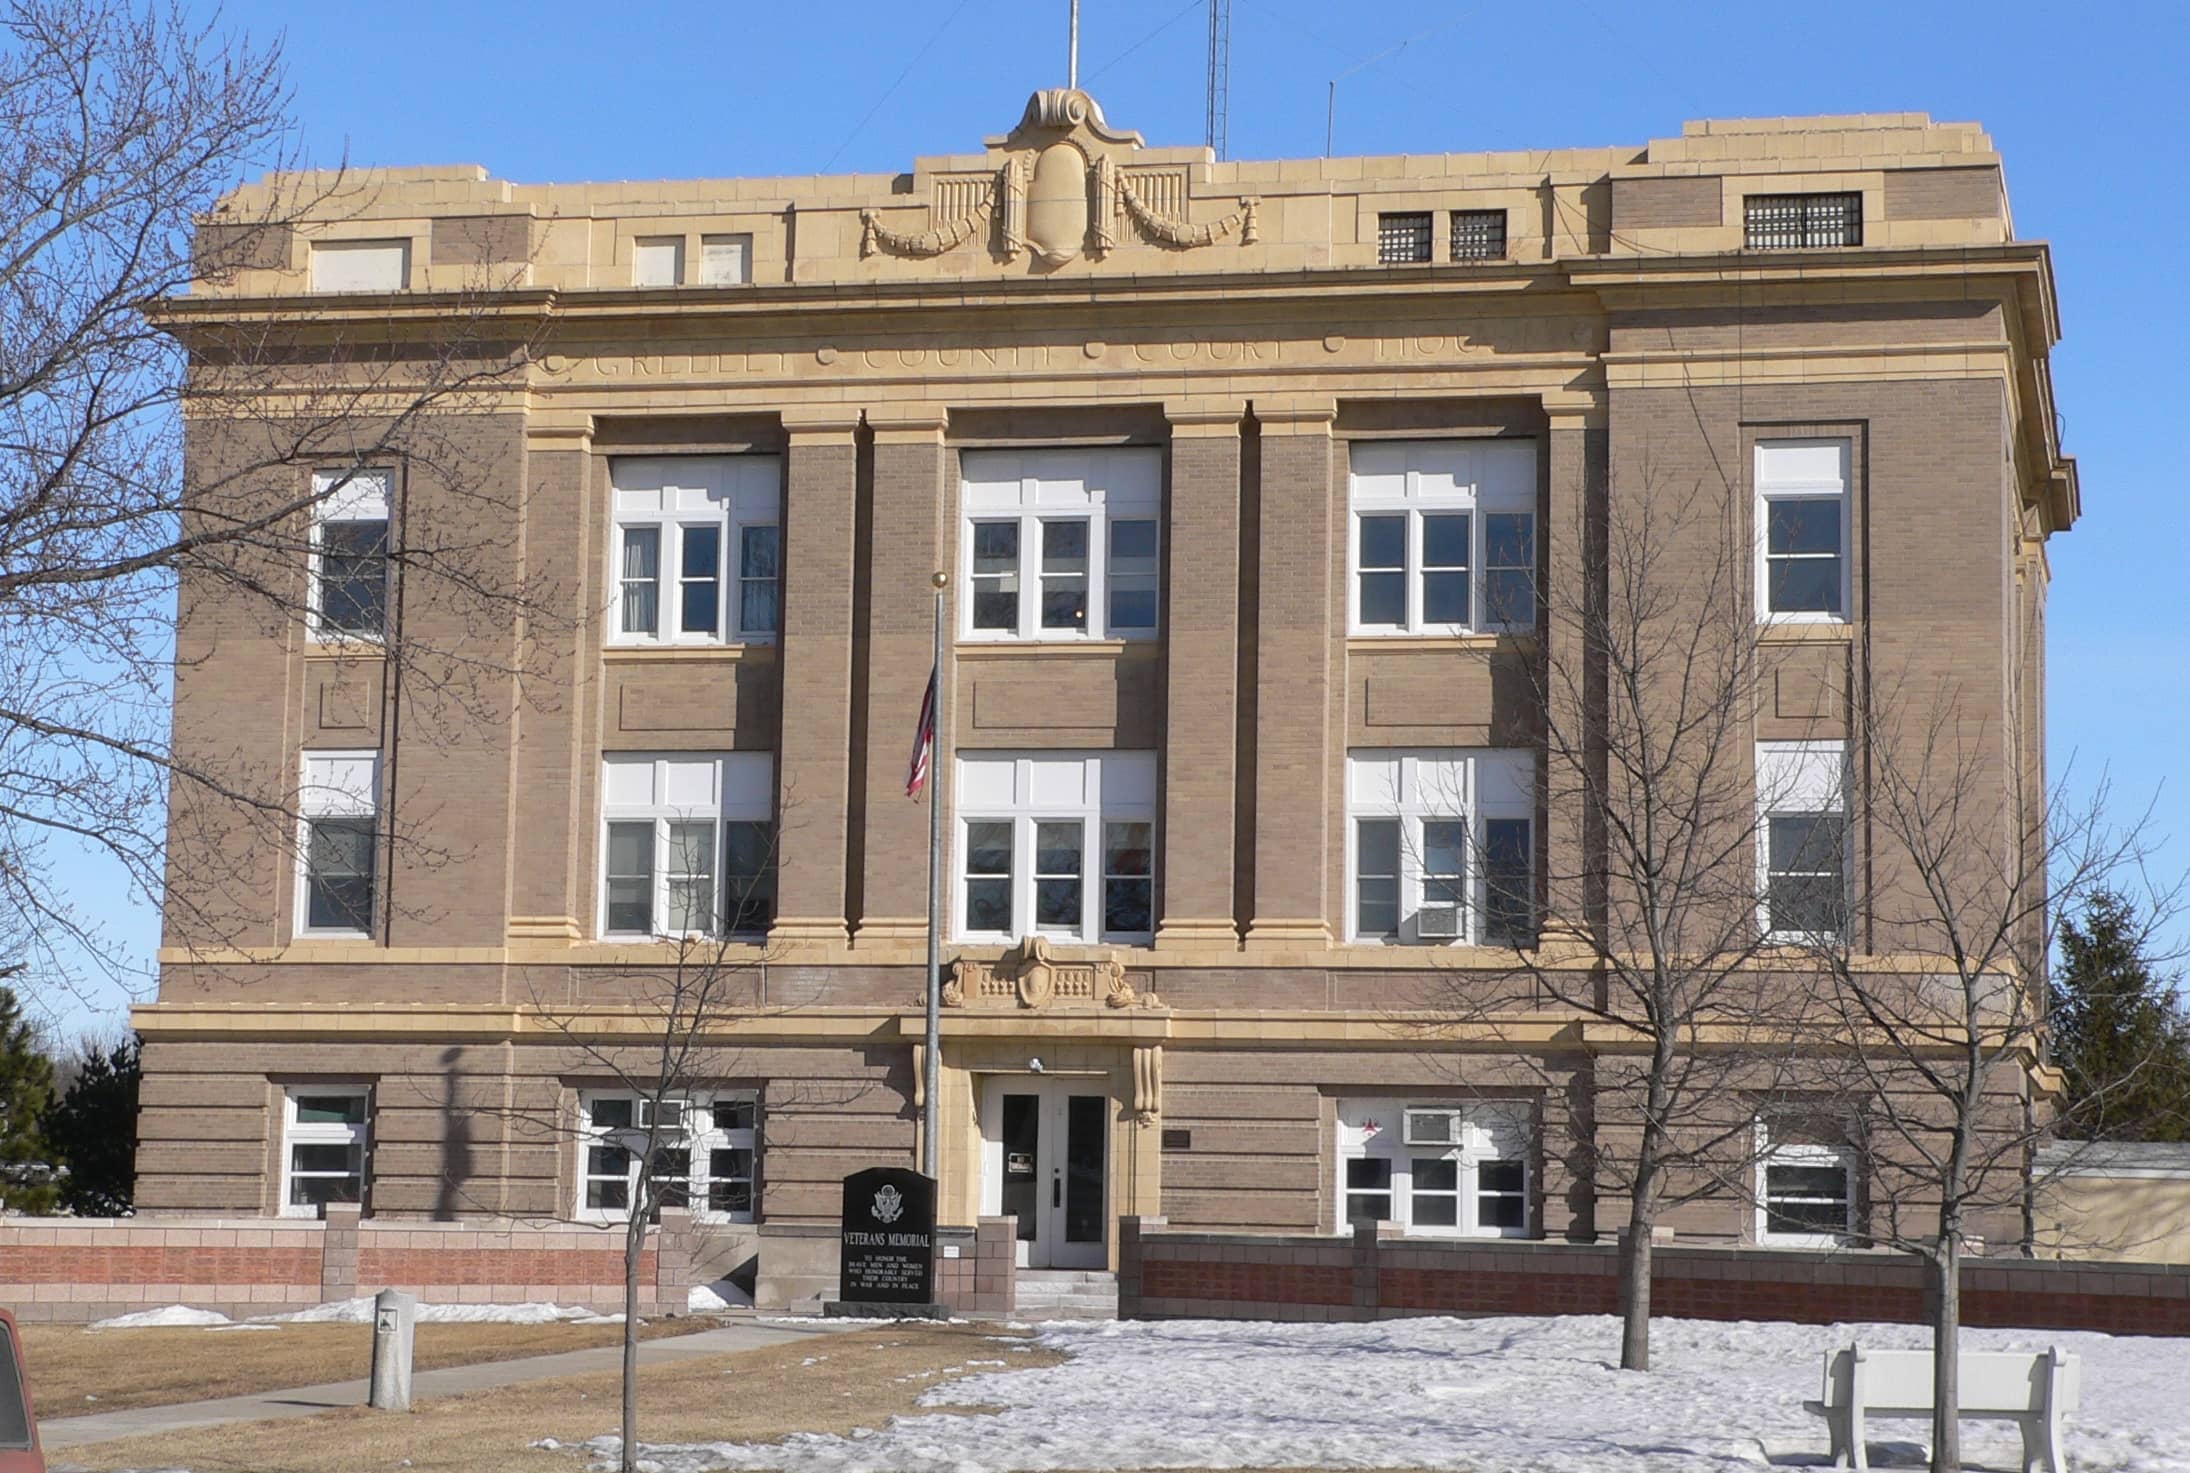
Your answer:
(1067, 0), (1080, 88)
(923, 574), (946, 1182)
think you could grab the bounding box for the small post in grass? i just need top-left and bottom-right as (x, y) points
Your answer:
(368, 1288), (417, 1411)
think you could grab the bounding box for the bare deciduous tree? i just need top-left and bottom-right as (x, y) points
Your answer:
(0, 0), (551, 1011)
(1421, 458), (1830, 1372)
(1801, 686), (2180, 1473)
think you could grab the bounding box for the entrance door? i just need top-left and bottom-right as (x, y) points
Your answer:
(983, 1079), (1109, 1269)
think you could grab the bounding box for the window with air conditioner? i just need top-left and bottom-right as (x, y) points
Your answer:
(1339, 1097), (1532, 1237)
(1350, 440), (1538, 635)
(960, 447), (1161, 643)
(1347, 749), (1535, 946)
(610, 456), (781, 646)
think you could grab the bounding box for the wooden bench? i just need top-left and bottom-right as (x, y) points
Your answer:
(1803, 1344), (2080, 1473)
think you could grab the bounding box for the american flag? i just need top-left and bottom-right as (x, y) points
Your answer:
(904, 661), (938, 798)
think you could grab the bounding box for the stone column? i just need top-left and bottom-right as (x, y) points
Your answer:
(1538, 396), (1607, 952)
(1245, 398), (1339, 949)
(505, 420), (596, 944)
(772, 409), (863, 945)
(853, 405), (950, 946)
(1156, 399), (1246, 948)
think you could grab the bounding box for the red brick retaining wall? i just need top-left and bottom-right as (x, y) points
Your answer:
(1122, 1218), (2190, 1337)
(0, 1206), (704, 1323)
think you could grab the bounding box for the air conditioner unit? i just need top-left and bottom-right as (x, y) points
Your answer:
(1417, 905), (1463, 940)
(1403, 1108), (1465, 1147)
(645, 1099), (688, 1131)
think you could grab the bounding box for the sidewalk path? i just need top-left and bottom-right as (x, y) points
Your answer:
(41, 1316), (847, 1451)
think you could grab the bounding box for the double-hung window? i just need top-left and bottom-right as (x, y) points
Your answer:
(1756, 740), (1849, 942)
(960, 448), (1161, 642)
(281, 1087), (370, 1216)
(956, 751), (1156, 943)
(1755, 440), (1850, 622)
(1337, 1097), (1532, 1237)
(1350, 440), (1537, 634)
(599, 752), (775, 938)
(1756, 1124), (1856, 1247)
(1347, 749), (1534, 945)
(298, 751), (378, 938)
(577, 1090), (758, 1223)
(610, 456), (781, 645)
(310, 467), (391, 640)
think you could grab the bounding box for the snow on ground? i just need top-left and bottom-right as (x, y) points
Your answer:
(269, 1297), (623, 1325)
(691, 1278), (756, 1313)
(590, 1314), (2190, 1473)
(88, 1305), (236, 1329)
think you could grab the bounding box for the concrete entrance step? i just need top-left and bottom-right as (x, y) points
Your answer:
(1015, 1269), (1119, 1321)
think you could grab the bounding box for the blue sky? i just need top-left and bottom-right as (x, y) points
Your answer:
(42, 0), (2190, 1034)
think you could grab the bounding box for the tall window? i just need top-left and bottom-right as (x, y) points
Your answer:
(1756, 1123), (1856, 1247)
(1337, 1097), (1532, 1238)
(1744, 192), (1863, 250)
(1449, 209), (1507, 261)
(956, 752), (1156, 943)
(610, 456), (781, 645)
(1347, 749), (1534, 946)
(600, 753), (775, 938)
(1377, 212), (1432, 264)
(1350, 440), (1538, 634)
(1755, 440), (1850, 622)
(298, 751), (378, 937)
(310, 467), (391, 639)
(577, 1090), (757, 1224)
(960, 448), (1161, 642)
(281, 1088), (370, 1216)
(1756, 740), (1849, 941)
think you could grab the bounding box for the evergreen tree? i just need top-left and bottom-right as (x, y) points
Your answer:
(2050, 891), (2190, 1141)
(44, 1036), (141, 1217)
(0, 987), (58, 1212)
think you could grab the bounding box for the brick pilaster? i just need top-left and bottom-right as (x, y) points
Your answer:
(1245, 398), (1338, 947)
(1157, 401), (1246, 947)
(773, 411), (863, 944)
(321, 1201), (361, 1301)
(853, 406), (951, 943)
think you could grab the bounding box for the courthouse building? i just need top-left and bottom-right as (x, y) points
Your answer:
(139, 90), (2075, 1303)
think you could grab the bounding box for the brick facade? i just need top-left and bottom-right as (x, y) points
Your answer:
(132, 100), (2079, 1309)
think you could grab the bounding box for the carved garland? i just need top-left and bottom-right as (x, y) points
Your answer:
(1116, 173), (1260, 249)
(860, 202), (990, 259)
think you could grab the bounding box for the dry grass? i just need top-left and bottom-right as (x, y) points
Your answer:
(62, 1323), (1066, 1473)
(24, 1315), (712, 1416)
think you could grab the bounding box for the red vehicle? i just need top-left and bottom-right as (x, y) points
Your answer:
(0, 1309), (43, 1472)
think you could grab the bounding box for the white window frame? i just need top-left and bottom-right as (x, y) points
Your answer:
(959, 447), (1162, 643)
(308, 467), (392, 642)
(279, 1087), (370, 1218)
(1336, 1097), (1533, 1239)
(609, 455), (780, 647)
(1756, 1126), (1856, 1248)
(954, 751), (1157, 944)
(1756, 740), (1850, 944)
(599, 752), (775, 940)
(297, 750), (379, 940)
(1345, 749), (1534, 946)
(1754, 439), (1852, 625)
(1348, 439), (1538, 637)
(575, 1089), (758, 1225)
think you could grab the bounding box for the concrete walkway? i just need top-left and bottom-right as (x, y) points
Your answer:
(41, 1316), (848, 1451)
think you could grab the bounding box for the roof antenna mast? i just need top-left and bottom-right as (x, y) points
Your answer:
(1205, 0), (1231, 159)
(1068, 0), (1080, 88)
